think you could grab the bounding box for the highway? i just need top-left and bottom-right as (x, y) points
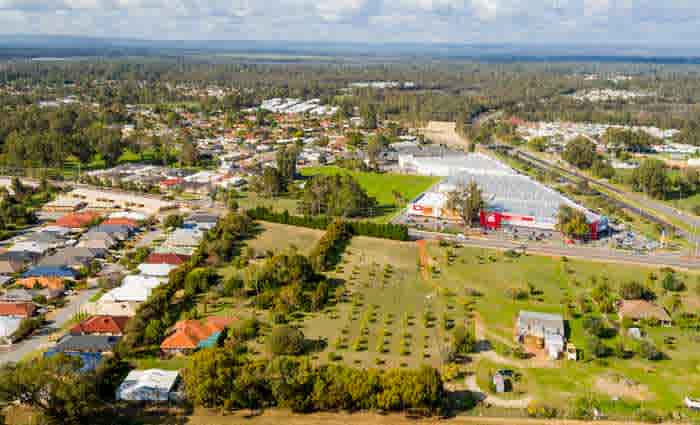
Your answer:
(410, 229), (700, 270)
(509, 147), (700, 239)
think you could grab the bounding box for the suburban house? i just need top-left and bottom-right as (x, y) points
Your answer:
(137, 263), (177, 278)
(0, 289), (33, 303)
(102, 218), (140, 228)
(22, 265), (77, 280)
(0, 256), (24, 275)
(99, 274), (162, 306)
(160, 317), (235, 355)
(78, 231), (117, 250)
(618, 300), (672, 326)
(0, 251), (40, 267)
(70, 315), (130, 336)
(116, 369), (181, 402)
(144, 253), (189, 266)
(38, 246), (105, 269)
(54, 212), (101, 230)
(0, 316), (23, 345)
(184, 213), (219, 231)
(17, 277), (65, 299)
(164, 229), (203, 248)
(0, 302), (36, 318)
(45, 335), (120, 371)
(515, 310), (566, 359)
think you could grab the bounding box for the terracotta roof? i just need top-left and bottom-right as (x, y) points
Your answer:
(17, 277), (65, 291)
(55, 212), (101, 228)
(619, 300), (671, 322)
(0, 303), (35, 317)
(161, 317), (235, 350)
(70, 315), (130, 335)
(144, 253), (190, 265)
(102, 218), (139, 227)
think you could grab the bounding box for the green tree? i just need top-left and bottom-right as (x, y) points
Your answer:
(445, 181), (484, 228)
(267, 325), (306, 356)
(563, 137), (597, 169)
(631, 159), (668, 199)
(0, 354), (98, 424)
(556, 205), (590, 239)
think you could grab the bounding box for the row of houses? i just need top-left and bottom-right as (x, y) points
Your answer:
(0, 212), (146, 345)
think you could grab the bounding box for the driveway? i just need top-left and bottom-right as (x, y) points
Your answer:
(0, 288), (98, 364)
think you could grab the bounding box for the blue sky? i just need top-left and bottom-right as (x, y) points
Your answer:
(0, 0), (699, 45)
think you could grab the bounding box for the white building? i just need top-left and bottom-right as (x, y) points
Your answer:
(116, 369), (180, 402)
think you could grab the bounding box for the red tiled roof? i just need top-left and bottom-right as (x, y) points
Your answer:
(0, 303), (35, 317)
(55, 212), (101, 228)
(144, 253), (190, 265)
(70, 315), (130, 335)
(17, 277), (65, 291)
(160, 178), (184, 187)
(102, 218), (139, 227)
(161, 317), (235, 350)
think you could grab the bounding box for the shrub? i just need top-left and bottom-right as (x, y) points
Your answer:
(267, 325), (305, 356)
(637, 341), (664, 361)
(505, 287), (529, 300)
(661, 272), (686, 292)
(619, 281), (656, 301)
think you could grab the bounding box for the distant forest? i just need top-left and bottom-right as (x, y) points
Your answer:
(3, 58), (700, 140)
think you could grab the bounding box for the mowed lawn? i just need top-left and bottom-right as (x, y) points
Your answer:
(426, 241), (700, 416)
(300, 166), (440, 222)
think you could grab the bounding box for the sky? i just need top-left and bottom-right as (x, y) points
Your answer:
(0, 0), (699, 46)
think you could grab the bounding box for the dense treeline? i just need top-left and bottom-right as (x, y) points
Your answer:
(308, 220), (352, 271)
(183, 348), (446, 414)
(247, 207), (409, 241)
(298, 174), (378, 218)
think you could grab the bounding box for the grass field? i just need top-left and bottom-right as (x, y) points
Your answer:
(300, 166), (440, 222)
(247, 221), (325, 256)
(195, 223), (700, 419)
(425, 242), (700, 417)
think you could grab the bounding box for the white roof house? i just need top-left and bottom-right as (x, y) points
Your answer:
(102, 280), (159, 303)
(137, 263), (177, 278)
(0, 316), (22, 343)
(116, 369), (180, 402)
(121, 275), (163, 289)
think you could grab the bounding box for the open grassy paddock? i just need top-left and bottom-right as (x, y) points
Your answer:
(196, 223), (700, 420)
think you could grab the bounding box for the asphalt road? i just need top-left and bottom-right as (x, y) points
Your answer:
(410, 229), (700, 270)
(0, 288), (98, 365)
(512, 148), (700, 238)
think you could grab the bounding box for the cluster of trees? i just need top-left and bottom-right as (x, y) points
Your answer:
(250, 146), (300, 198)
(445, 181), (484, 228)
(247, 207), (409, 241)
(602, 128), (657, 153)
(298, 174), (378, 218)
(308, 220), (352, 272)
(0, 177), (56, 234)
(0, 354), (99, 424)
(561, 137), (616, 179)
(556, 205), (591, 239)
(246, 252), (331, 315)
(0, 106), (125, 168)
(630, 159), (668, 199)
(183, 348), (445, 413)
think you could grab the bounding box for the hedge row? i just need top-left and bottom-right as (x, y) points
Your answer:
(247, 207), (410, 241)
(309, 220), (352, 271)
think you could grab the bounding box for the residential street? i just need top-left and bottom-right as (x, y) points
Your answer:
(0, 288), (98, 365)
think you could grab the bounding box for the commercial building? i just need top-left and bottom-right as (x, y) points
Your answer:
(405, 152), (607, 237)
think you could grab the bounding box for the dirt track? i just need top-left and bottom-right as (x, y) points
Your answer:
(178, 409), (685, 425)
(419, 121), (470, 148)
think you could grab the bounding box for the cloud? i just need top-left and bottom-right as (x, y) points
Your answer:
(0, 0), (698, 45)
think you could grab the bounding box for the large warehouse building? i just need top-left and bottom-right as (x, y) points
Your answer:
(402, 152), (607, 238)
